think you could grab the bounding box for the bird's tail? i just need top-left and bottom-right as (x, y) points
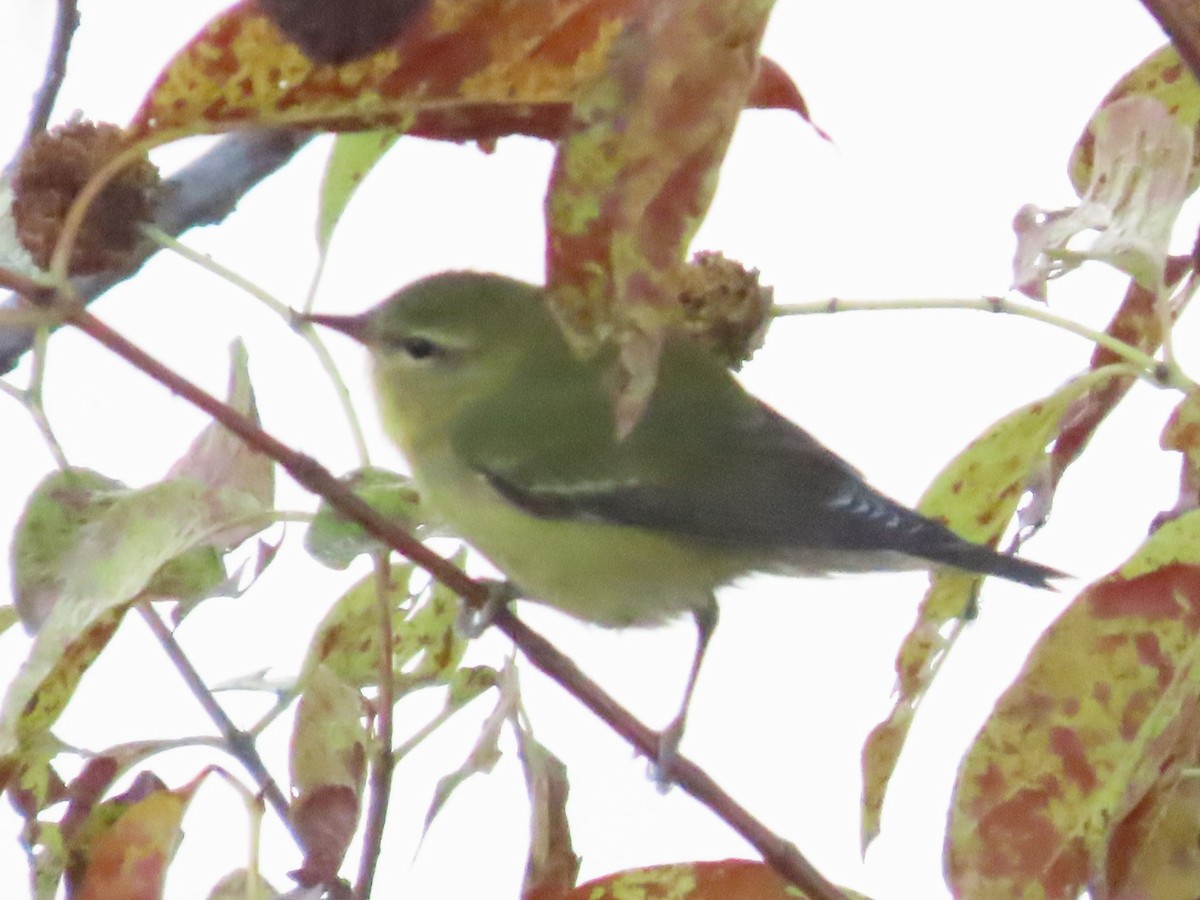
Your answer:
(924, 537), (1063, 589)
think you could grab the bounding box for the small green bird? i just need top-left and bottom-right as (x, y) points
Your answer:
(308, 271), (1058, 764)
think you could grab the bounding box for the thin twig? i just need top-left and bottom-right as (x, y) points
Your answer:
(25, 326), (70, 470)
(71, 308), (845, 900)
(140, 225), (372, 464)
(135, 602), (296, 838)
(355, 553), (397, 898)
(20, 0), (80, 149)
(775, 294), (1195, 391)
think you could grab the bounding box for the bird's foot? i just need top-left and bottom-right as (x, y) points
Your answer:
(455, 578), (519, 638)
(646, 719), (684, 792)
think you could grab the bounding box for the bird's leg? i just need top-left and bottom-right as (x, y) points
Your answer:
(456, 578), (520, 638)
(653, 602), (718, 785)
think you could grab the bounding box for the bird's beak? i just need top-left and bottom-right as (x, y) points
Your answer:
(300, 311), (372, 344)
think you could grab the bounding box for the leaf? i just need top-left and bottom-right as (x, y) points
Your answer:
(165, 339), (275, 547)
(11, 468), (126, 631)
(517, 721), (578, 898)
(302, 557), (467, 691)
(861, 374), (1097, 849)
(546, 1), (775, 347)
(148, 545), (227, 604)
(304, 468), (424, 570)
(1103, 774), (1200, 899)
(289, 665), (367, 886)
(446, 664), (499, 708)
(0, 478), (264, 760)
(206, 868), (279, 900)
(421, 661), (518, 841)
(1047, 260), (1187, 489)
(5, 734), (69, 895)
(1157, 391), (1200, 524)
(76, 772), (201, 900)
(546, 858), (867, 900)
(317, 131), (400, 253)
(1014, 95), (1193, 299)
(946, 509), (1200, 898)
(0, 606), (19, 638)
(61, 751), (152, 838)
(290, 665), (368, 798)
(393, 560), (470, 692)
(127, 1), (808, 144)
(1070, 44), (1200, 197)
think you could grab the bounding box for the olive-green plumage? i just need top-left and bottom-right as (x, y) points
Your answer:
(310, 271), (1058, 759)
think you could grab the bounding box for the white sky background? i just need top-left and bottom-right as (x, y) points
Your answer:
(0, 2), (1185, 898)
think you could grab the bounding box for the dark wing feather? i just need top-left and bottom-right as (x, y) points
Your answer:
(454, 341), (1058, 587)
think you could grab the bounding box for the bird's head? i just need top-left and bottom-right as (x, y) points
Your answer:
(306, 271), (574, 440)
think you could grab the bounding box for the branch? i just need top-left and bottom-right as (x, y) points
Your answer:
(136, 603), (295, 833)
(1138, 0), (1200, 84)
(774, 294), (1192, 390)
(355, 554), (397, 898)
(64, 306), (846, 900)
(0, 129), (312, 374)
(20, 0), (80, 150)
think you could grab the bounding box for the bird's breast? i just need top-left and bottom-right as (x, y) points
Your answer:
(404, 441), (736, 628)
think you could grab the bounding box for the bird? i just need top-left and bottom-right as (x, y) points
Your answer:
(306, 270), (1059, 768)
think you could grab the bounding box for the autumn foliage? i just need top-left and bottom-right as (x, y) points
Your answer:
(4, 1), (1200, 898)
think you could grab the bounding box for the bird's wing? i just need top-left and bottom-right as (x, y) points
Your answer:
(452, 342), (938, 553)
(450, 341), (1059, 587)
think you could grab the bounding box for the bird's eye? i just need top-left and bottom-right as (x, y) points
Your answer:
(397, 336), (443, 360)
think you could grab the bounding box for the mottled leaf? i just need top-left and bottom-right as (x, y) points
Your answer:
(289, 665), (366, 886)
(862, 374), (1097, 849)
(6, 734), (69, 895)
(76, 773), (199, 900)
(0, 478), (263, 759)
(127, 1), (807, 144)
(303, 554), (467, 694)
(547, 1), (774, 339)
(946, 510), (1200, 898)
(545, 858), (865, 900)
(291, 665), (367, 798)
(1103, 774), (1200, 899)
(1158, 391), (1200, 524)
(1047, 261), (1188, 491)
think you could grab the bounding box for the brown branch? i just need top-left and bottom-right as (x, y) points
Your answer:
(20, 0), (80, 149)
(1138, 0), (1200, 83)
(0, 129), (312, 374)
(64, 306), (846, 900)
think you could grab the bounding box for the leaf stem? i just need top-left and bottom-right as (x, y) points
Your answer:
(774, 294), (1196, 391)
(140, 224), (372, 465)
